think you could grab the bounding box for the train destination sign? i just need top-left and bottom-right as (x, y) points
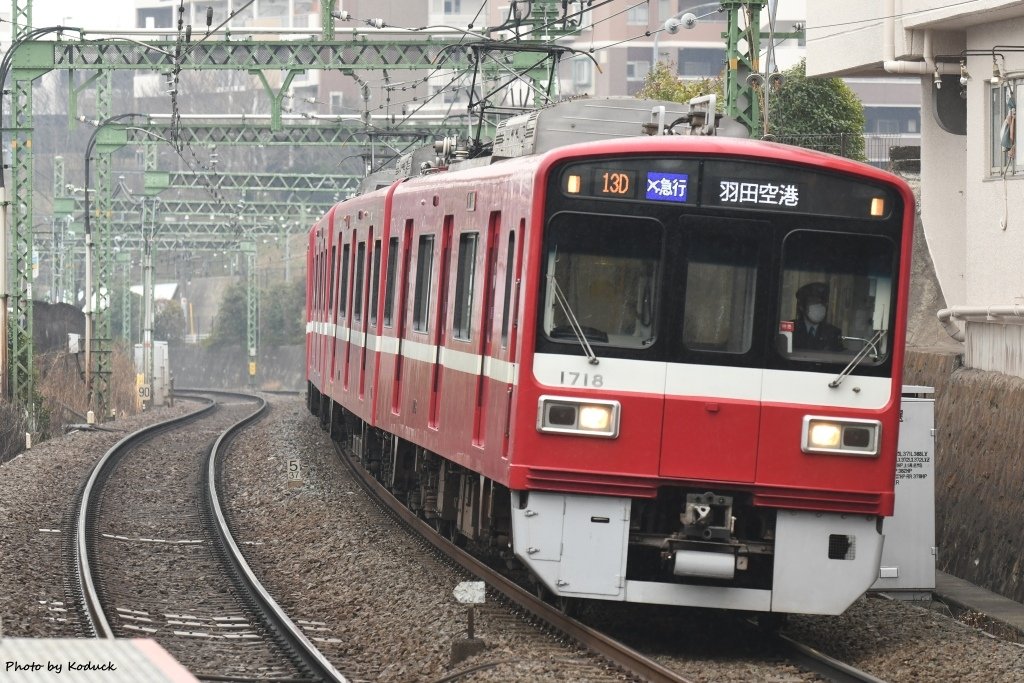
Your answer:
(702, 160), (894, 219)
(717, 179), (799, 207)
(560, 157), (894, 219)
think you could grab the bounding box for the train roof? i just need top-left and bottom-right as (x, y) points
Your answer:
(488, 96), (696, 159)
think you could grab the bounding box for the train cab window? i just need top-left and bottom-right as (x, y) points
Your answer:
(413, 235), (435, 333)
(681, 230), (758, 354)
(777, 230), (896, 365)
(453, 232), (479, 340)
(383, 237), (399, 327)
(339, 244), (350, 320)
(370, 240), (382, 326)
(354, 242), (366, 321)
(541, 214), (662, 349)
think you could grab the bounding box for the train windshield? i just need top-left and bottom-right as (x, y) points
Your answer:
(777, 230), (896, 365)
(541, 214), (662, 349)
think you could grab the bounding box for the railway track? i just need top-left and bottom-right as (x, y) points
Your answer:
(332, 435), (892, 683)
(68, 390), (346, 683)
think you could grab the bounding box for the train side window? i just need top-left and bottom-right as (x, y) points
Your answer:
(316, 252), (324, 314)
(354, 241), (366, 322)
(681, 230), (758, 354)
(383, 237), (399, 327)
(453, 232), (479, 340)
(328, 245), (336, 314)
(339, 244), (350, 320)
(370, 239), (382, 326)
(413, 234), (435, 333)
(501, 231), (516, 346)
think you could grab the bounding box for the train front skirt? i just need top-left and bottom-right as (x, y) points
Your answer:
(511, 491), (884, 615)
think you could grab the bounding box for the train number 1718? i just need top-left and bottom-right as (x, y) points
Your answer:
(559, 371), (604, 388)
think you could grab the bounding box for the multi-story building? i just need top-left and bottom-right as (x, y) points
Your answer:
(806, 1), (1024, 375)
(125, 2), (920, 170)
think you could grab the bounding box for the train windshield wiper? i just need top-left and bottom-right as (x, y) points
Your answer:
(828, 329), (886, 388)
(548, 273), (600, 365)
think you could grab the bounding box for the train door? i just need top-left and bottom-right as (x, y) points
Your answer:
(660, 218), (768, 483)
(354, 236), (368, 399)
(501, 222), (522, 458)
(327, 238), (337, 387)
(429, 218), (454, 429)
(391, 221), (413, 414)
(366, 236), (382, 411)
(340, 238), (352, 390)
(473, 212), (500, 447)
(314, 239), (325, 382)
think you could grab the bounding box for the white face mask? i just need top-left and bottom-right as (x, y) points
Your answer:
(806, 303), (826, 324)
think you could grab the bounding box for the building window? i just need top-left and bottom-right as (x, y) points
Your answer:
(991, 80), (1019, 176)
(329, 92), (344, 114)
(573, 59), (593, 88)
(677, 48), (725, 78)
(863, 106), (920, 137)
(876, 119), (899, 134)
(627, 5), (649, 24)
(626, 61), (651, 80)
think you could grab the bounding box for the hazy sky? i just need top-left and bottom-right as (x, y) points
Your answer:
(32, 0), (135, 30)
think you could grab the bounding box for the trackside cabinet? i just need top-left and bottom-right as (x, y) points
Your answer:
(871, 385), (936, 595)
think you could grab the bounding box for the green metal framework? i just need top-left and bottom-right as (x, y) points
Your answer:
(723, 0), (764, 138)
(4, 0), (580, 412)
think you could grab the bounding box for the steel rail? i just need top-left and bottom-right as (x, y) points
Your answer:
(776, 631), (891, 683)
(203, 391), (349, 683)
(331, 439), (696, 683)
(73, 395), (217, 637)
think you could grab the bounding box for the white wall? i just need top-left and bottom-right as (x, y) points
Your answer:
(961, 18), (1024, 305)
(919, 79), (967, 305)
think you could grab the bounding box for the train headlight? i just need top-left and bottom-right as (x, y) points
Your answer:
(537, 396), (620, 438)
(802, 416), (881, 456)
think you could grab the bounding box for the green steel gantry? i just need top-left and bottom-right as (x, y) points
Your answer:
(4, 0), (582, 418)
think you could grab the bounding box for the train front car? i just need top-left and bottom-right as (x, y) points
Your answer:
(509, 136), (913, 616)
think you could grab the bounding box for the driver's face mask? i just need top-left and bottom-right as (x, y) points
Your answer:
(806, 303), (827, 324)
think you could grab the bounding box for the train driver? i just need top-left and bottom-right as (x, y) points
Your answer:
(792, 282), (845, 351)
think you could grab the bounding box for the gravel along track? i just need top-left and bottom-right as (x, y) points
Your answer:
(0, 402), (196, 639)
(222, 396), (633, 682)
(223, 396), (1024, 682)
(4, 393), (1024, 682)
(87, 393), (302, 680)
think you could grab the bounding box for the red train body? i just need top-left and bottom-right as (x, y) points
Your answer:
(306, 100), (915, 615)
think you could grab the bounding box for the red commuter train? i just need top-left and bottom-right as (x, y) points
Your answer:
(306, 98), (914, 616)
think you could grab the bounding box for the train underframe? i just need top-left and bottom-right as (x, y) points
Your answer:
(310, 385), (884, 616)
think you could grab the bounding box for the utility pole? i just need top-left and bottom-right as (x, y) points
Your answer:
(722, 1), (803, 138)
(723, 0), (765, 138)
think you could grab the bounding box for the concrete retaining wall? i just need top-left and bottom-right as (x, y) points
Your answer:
(905, 349), (1024, 603)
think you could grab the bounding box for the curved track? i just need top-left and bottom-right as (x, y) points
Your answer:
(70, 390), (347, 682)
